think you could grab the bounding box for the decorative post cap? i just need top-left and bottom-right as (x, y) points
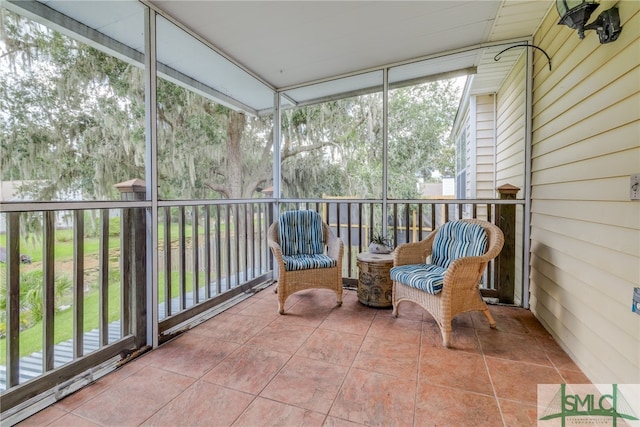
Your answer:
(497, 183), (520, 196)
(114, 179), (146, 193)
(114, 179), (146, 200)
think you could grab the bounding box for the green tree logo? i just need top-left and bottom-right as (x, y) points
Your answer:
(539, 384), (639, 427)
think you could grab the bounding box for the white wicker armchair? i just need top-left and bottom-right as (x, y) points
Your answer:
(268, 210), (344, 314)
(391, 219), (504, 347)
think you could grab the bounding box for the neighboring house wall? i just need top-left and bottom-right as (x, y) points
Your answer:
(465, 97), (476, 199)
(453, 93), (495, 218)
(475, 94), (497, 200)
(495, 54), (526, 305)
(530, 1), (640, 384)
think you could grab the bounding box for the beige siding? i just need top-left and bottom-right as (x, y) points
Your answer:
(496, 53), (526, 191)
(495, 53), (526, 304)
(476, 95), (496, 200)
(530, 0), (640, 384)
(465, 97), (475, 199)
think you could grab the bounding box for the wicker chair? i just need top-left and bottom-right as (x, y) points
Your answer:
(268, 210), (344, 314)
(391, 219), (504, 347)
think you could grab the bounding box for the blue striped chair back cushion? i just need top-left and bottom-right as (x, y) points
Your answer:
(278, 210), (325, 256)
(431, 221), (488, 269)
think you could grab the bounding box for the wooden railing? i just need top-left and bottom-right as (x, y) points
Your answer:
(0, 197), (523, 414)
(278, 198), (523, 295)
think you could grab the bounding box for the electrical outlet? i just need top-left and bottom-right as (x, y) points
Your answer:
(631, 173), (640, 200)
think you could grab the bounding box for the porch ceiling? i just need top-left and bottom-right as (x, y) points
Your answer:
(24, 0), (552, 111)
(149, 1), (551, 90)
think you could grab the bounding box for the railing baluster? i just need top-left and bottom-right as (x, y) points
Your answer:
(257, 203), (263, 275)
(121, 207), (131, 339)
(404, 203), (410, 244)
(73, 210), (84, 358)
(215, 205), (222, 295)
(192, 207), (199, 304)
(43, 211), (55, 371)
(336, 202), (341, 239)
(6, 212), (21, 387)
(163, 206), (172, 317)
(178, 206), (186, 310)
(265, 203), (270, 271)
(418, 203), (423, 241)
(357, 203), (363, 254)
(369, 203), (374, 244)
(99, 209), (109, 347)
(234, 204), (240, 288)
(249, 203), (255, 279)
(392, 203), (398, 245)
(204, 205), (211, 300)
(346, 203), (352, 275)
(225, 204), (231, 291)
(243, 204), (249, 281)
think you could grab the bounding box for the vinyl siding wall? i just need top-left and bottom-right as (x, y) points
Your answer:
(495, 53), (526, 305)
(529, 0), (640, 384)
(475, 95), (497, 200)
(496, 54), (527, 192)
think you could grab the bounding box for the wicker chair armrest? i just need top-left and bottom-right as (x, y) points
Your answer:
(393, 231), (436, 266)
(267, 222), (286, 269)
(438, 256), (487, 300)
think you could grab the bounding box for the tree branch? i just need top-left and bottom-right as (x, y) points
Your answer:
(204, 182), (228, 198)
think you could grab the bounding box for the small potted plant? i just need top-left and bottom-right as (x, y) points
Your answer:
(369, 233), (392, 254)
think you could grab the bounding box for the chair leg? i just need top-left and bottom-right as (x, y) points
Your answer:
(483, 308), (497, 328)
(440, 326), (451, 348)
(278, 289), (286, 315)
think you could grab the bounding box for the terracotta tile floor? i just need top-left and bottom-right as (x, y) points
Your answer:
(18, 285), (590, 427)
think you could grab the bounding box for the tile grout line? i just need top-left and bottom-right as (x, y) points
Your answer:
(476, 320), (509, 427)
(229, 289), (306, 426)
(412, 311), (425, 427)
(324, 291), (376, 426)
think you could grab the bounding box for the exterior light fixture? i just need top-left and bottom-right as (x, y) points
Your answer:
(556, 0), (622, 43)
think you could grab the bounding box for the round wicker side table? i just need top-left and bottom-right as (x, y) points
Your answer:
(356, 251), (394, 308)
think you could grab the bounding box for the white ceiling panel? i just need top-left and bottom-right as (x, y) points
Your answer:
(156, 16), (274, 112)
(283, 71), (383, 106)
(37, 0), (145, 54)
(151, 1), (505, 89)
(388, 51), (480, 86)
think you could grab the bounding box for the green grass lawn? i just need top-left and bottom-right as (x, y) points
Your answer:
(0, 216), (239, 365)
(0, 224), (206, 364)
(0, 280), (122, 365)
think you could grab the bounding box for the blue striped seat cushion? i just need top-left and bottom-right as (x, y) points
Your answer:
(278, 210), (325, 256)
(282, 254), (337, 271)
(390, 264), (447, 294)
(431, 221), (487, 269)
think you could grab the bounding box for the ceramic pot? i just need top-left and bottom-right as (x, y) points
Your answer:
(369, 242), (391, 254)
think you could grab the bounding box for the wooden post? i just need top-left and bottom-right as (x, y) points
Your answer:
(115, 179), (147, 348)
(496, 184), (519, 304)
